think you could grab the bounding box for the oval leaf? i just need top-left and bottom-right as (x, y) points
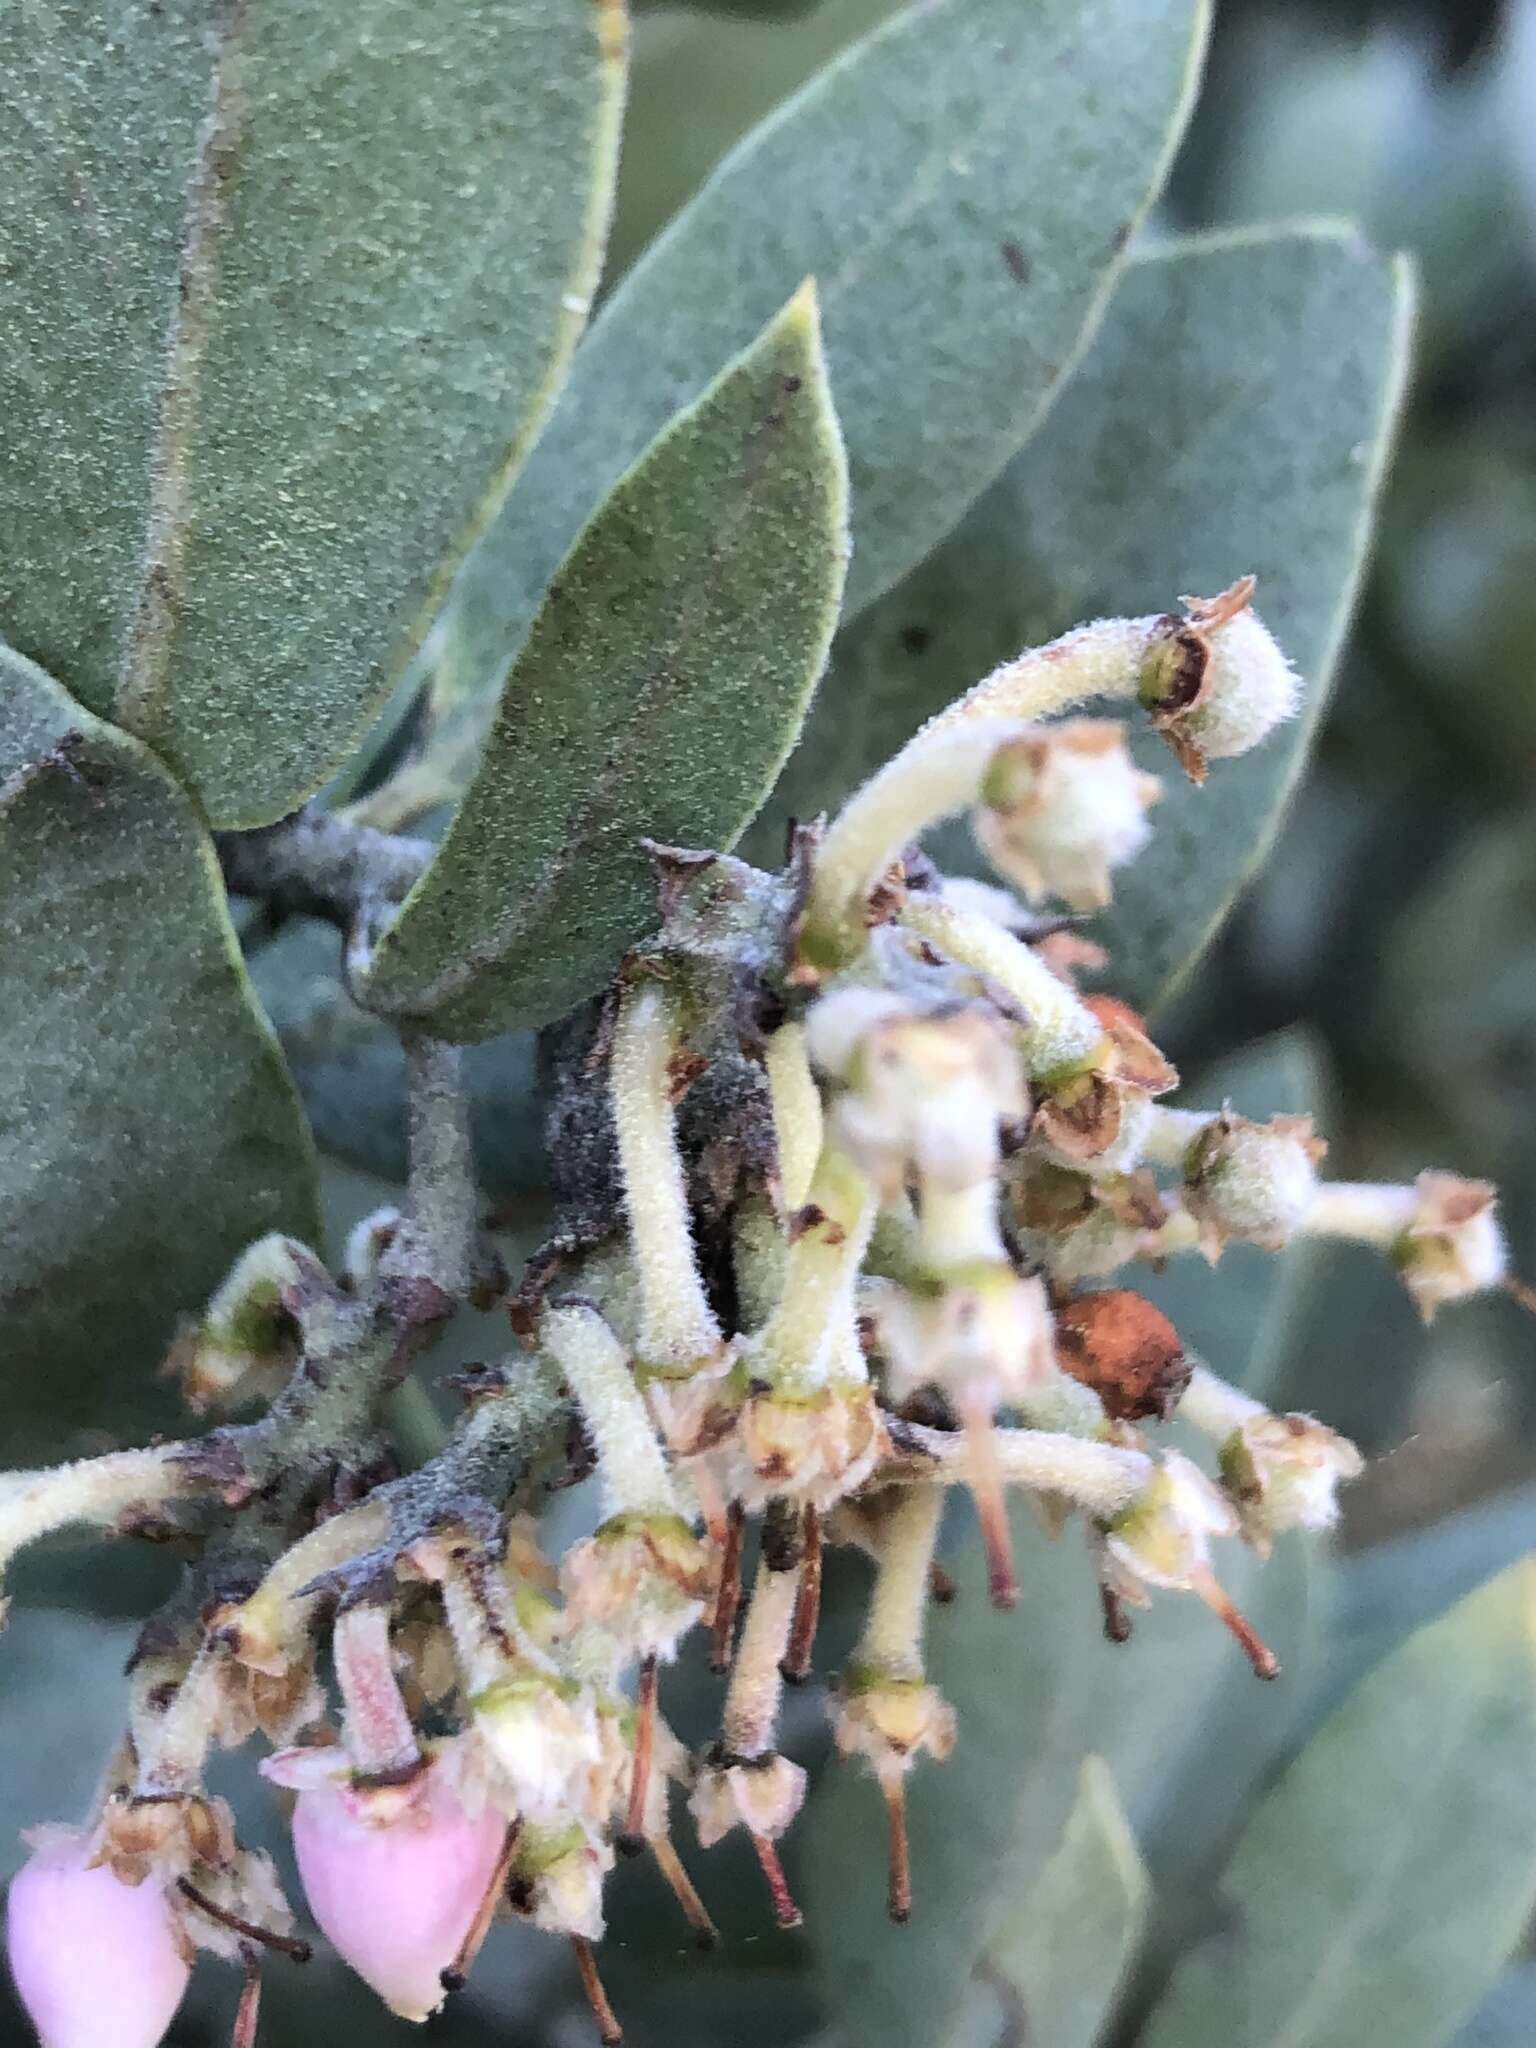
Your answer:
(1, 0), (625, 826)
(758, 223), (1414, 1011)
(951, 1757), (1150, 2048)
(0, 644), (318, 1459)
(359, 284), (849, 1040)
(1142, 1559), (1536, 2048)
(374, 0), (1208, 816)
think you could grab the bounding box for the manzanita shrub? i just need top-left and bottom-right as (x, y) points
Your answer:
(4, 3), (1535, 2046)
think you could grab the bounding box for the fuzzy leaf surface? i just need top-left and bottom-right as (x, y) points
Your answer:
(375, 0), (1207, 815)
(759, 225), (1414, 1011)
(359, 287), (848, 1039)
(1142, 1560), (1536, 2048)
(0, 645), (318, 1458)
(0, 0), (624, 826)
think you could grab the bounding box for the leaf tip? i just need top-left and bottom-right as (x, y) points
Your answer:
(782, 275), (823, 341)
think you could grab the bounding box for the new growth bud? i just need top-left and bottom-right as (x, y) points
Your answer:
(6, 1830), (190, 2048)
(166, 1233), (321, 1413)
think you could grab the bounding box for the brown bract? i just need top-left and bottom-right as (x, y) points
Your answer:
(1054, 1289), (1190, 1422)
(1082, 997), (1179, 1092)
(1033, 999), (1177, 1163)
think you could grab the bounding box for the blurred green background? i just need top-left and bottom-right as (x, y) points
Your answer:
(7, 1), (1536, 2042)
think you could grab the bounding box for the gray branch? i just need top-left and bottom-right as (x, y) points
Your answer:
(215, 810), (433, 929)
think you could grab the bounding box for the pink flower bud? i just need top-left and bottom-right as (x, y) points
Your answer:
(284, 1759), (506, 2022)
(6, 1829), (189, 2048)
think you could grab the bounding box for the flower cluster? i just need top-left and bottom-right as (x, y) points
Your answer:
(2, 583), (1518, 2047)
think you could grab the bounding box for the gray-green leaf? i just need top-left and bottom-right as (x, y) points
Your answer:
(1141, 1559), (1536, 2048)
(952, 1757), (1150, 2048)
(757, 223), (1414, 1012)
(1, 0), (625, 827)
(377, 0), (1208, 817)
(0, 644), (318, 1460)
(358, 285), (848, 1040)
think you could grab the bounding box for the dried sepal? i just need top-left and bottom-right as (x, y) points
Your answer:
(731, 1382), (885, 1511)
(558, 1510), (712, 1663)
(1033, 1001), (1177, 1173)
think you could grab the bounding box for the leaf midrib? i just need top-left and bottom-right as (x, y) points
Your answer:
(114, 0), (246, 741)
(383, 358), (826, 1015)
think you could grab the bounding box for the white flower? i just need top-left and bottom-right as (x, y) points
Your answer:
(974, 719), (1161, 911)
(1396, 1172), (1507, 1322)
(690, 1752), (807, 1849)
(1104, 1451), (1237, 1595)
(1220, 1412), (1363, 1555)
(467, 1674), (604, 1824)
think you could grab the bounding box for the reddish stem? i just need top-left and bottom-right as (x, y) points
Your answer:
(649, 1833), (720, 1950)
(780, 1505), (822, 1684)
(572, 1936), (624, 2046)
(751, 1832), (803, 1930)
(623, 1655), (659, 1847)
(711, 1502), (746, 1673)
(883, 1774), (912, 1925)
